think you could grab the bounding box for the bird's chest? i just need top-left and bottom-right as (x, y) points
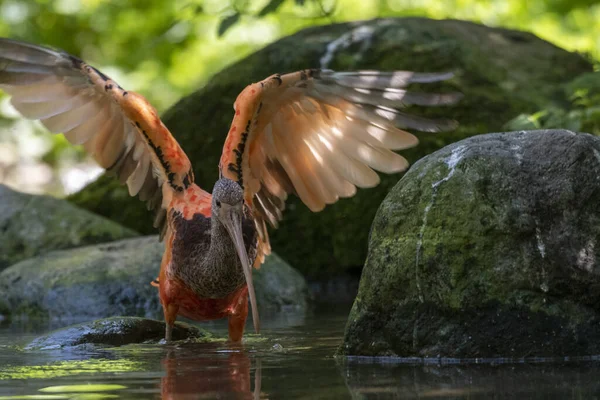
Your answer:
(169, 211), (257, 299)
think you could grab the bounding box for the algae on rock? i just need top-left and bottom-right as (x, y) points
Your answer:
(69, 18), (593, 279)
(342, 130), (600, 358)
(0, 184), (137, 272)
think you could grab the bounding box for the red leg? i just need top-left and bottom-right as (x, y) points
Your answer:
(158, 237), (178, 342)
(228, 293), (248, 342)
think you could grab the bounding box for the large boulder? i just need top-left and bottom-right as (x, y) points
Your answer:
(0, 236), (309, 321)
(69, 18), (593, 279)
(341, 130), (600, 358)
(0, 184), (137, 272)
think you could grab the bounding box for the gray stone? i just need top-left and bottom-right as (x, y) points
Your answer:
(0, 236), (309, 321)
(25, 317), (207, 349)
(68, 18), (593, 280)
(341, 130), (600, 358)
(0, 184), (137, 271)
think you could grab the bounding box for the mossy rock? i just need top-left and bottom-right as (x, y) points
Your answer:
(0, 184), (137, 272)
(0, 236), (309, 321)
(69, 18), (593, 279)
(341, 130), (600, 358)
(25, 317), (207, 349)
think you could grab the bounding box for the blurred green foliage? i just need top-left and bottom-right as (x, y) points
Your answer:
(506, 71), (600, 134)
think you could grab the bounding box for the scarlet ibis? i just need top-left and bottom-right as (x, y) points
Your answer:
(0, 38), (461, 341)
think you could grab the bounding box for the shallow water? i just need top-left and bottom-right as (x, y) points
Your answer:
(2, 309), (600, 399)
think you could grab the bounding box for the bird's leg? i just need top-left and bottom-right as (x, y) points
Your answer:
(165, 324), (172, 342)
(228, 294), (249, 342)
(163, 303), (179, 342)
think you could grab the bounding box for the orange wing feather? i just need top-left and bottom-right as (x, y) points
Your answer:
(220, 68), (461, 263)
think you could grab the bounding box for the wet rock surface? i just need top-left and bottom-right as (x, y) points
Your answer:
(341, 130), (600, 357)
(0, 184), (137, 272)
(0, 236), (309, 321)
(25, 317), (207, 349)
(69, 18), (593, 279)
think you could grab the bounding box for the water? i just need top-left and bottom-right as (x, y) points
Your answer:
(1, 309), (600, 399)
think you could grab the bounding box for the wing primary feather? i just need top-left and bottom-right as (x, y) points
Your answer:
(315, 83), (463, 108)
(0, 58), (75, 77)
(127, 152), (150, 196)
(0, 80), (88, 103)
(284, 107), (334, 208)
(321, 70), (456, 89)
(316, 127), (380, 188)
(139, 166), (159, 202)
(0, 38), (66, 66)
(63, 104), (109, 145)
(40, 99), (99, 133)
(11, 94), (95, 120)
(96, 113), (127, 168)
(271, 113), (323, 211)
(0, 71), (57, 85)
(347, 103), (459, 132)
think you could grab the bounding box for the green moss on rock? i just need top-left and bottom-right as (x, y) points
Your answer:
(0, 184), (137, 272)
(69, 18), (593, 279)
(341, 130), (600, 358)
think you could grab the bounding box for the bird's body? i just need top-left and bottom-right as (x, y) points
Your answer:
(0, 37), (461, 341)
(158, 182), (258, 340)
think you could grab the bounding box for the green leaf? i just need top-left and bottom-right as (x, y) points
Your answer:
(294, 0), (306, 5)
(217, 13), (240, 37)
(258, 0), (286, 17)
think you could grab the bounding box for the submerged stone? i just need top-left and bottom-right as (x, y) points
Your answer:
(341, 130), (600, 358)
(68, 18), (593, 279)
(0, 236), (309, 320)
(26, 317), (206, 349)
(0, 184), (137, 272)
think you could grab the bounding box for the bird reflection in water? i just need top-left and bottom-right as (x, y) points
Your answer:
(160, 346), (263, 399)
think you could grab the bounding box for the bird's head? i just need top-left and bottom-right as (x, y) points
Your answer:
(212, 178), (244, 210)
(211, 178), (260, 333)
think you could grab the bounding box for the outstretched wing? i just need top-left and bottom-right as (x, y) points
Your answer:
(0, 38), (198, 239)
(219, 68), (461, 261)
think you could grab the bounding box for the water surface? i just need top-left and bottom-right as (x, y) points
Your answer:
(1, 309), (600, 399)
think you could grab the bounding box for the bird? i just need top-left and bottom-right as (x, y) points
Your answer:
(0, 37), (462, 342)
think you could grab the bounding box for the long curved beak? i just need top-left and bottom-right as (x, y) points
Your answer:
(221, 205), (260, 334)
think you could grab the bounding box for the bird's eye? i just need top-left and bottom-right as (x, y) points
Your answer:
(216, 200), (221, 207)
